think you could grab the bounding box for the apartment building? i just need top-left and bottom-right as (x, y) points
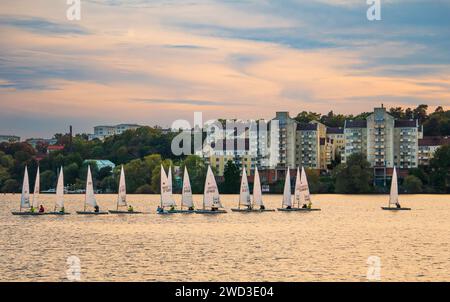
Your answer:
(342, 120), (367, 164)
(418, 136), (450, 165)
(295, 122), (328, 169)
(272, 112), (297, 169)
(88, 124), (142, 140)
(394, 120), (419, 168)
(326, 127), (345, 157)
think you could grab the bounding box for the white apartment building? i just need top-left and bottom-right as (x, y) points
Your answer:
(88, 124), (142, 140)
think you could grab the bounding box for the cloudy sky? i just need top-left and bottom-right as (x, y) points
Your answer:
(0, 0), (449, 138)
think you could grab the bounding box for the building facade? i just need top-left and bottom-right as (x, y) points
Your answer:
(88, 124), (142, 140)
(418, 136), (450, 165)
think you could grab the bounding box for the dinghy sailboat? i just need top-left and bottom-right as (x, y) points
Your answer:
(157, 165), (177, 214)
(382, 167), (411, 211)
(77, 165), (108, 215)
(277, 168), (294, 211)
(109, 165), (141, 214)
(32, 166), (40, 210)
(12, 166), (43, 215)
(196, 165), (226, 214)
(252, 167), (274, 211)
(296, 167), (320, 211)
(48, 166), (70, 215)
(178, 166), (195, 213)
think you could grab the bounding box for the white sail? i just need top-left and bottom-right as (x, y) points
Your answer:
(282, 168), (292, 207)
(294, 168), (301, 208)
(117, 165), (127, 207)
(239, 167), (251, 206)
(203, 165), (222, 209)
(21, 166), (30, 209)
(299, 167), (312, 206)
(85, 165), (98, 208)
(253, 168), (263, 207)
(181, 166), (194, 208)
(32, 166), (40, 208)
(55, 166), (64, 210)
(160, 165), (176, 207)
(389, 167), (399, 207)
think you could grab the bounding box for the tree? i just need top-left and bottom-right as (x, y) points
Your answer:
(222, 161), (240, 194)
(40, 170), (56, 191)
(403, 175), (423, 193)
(2, 179), (18, 192)
(429, 145), (450, 193)
(333, 153), (372, 193)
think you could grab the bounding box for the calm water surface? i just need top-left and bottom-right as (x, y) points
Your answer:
(0, 194), (449, 281)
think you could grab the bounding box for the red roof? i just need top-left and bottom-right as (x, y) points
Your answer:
(47, 145), (64, 151)
(419, 137), (450, 147)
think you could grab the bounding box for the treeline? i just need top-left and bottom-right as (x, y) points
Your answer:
(295, 104), (450, 137)
(0, 105), (449, 194)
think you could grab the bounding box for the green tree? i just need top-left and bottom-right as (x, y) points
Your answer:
(402, 175), (423, 193)
(333, 153), (372, 193)
(222, 161), (240, 194)
(40, 170), (56, 191)
(429, 145), (450, 193)
(2, 179), (18, 193)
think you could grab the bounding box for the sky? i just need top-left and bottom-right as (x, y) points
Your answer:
(0, 0), (449, 138)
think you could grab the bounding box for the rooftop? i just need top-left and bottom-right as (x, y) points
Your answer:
(344, 120), (367, 128)
(297, 123), (318, 131)
(326, 127), (344, 134)
(395, 120), (417, 128)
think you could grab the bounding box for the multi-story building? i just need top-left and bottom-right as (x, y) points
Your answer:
(366, 107), (395, 168)
(272, 112), (297, 169)
(418, 136), (450, 165)
(0, 135), (20, 143)
(342, 120), (367, 164)
(26, 138), (58, 148)
(319, 137), (334, 169)
(295, 122), (327, 169)
(88, 124), (142, 140)
(326, 127), (345, 157)
(394, 120), (419, 168)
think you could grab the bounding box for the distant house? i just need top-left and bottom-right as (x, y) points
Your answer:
(0, 135), (20, 143)
(26, 138), (58, 148)
(83, 159), (116, 171)
(47, 145), (65, 154)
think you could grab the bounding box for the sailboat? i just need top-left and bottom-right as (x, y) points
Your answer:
(177, 166), (195, 213)
(48, 166), (70, 215)
(109, 165), (142, 214)
(77, 165), (108, 215)
(382, 167), (411, 211)
(32, 166), (40, 210)
(12, 166), (43, 215)
(252, 167), (275, 211)
(296, 167), (321, 211)
(277, 168), (294, 211)
(157, 165), (177, 214)
(195, 165), (226, 214)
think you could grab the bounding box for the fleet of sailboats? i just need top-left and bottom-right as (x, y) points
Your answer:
(382, 167), (411, 211)
(11, 164), (416, 216)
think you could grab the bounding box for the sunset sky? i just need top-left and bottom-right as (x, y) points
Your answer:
(0, 0), (449, 138)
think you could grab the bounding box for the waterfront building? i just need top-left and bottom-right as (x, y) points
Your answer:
(326, 127), (345, 157)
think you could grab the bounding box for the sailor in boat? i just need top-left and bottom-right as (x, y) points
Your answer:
(60, 206), (65, 214)
(128, 205), (134, 212)
(30, 206), (36, 213)
(157, 205), (164, 213)
(247, 204), (252, 210)
(211, 206), (218, 212)
(39, 205), (45, 213)
(395, 201), (401, 209)
(302, 203), (308, 209)
(94, 205), (100, 213)
(188, 206), (195, 211)
(286, 205), (292, 210)
(260, 205), (265, 210)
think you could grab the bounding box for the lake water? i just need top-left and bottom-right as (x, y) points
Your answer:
(0, 194), (449, 281)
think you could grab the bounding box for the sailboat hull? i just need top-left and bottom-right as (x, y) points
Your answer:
(277, 208), (321, 212)
(195, 209), (227, 214)
(11, 212), (46, 216)
(108, 210), (143, 214)
(231, 208), (276, 212)
(381, 207), (411, 211)
(76, 211), (109, 215)
(47, 212), (71, 215)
